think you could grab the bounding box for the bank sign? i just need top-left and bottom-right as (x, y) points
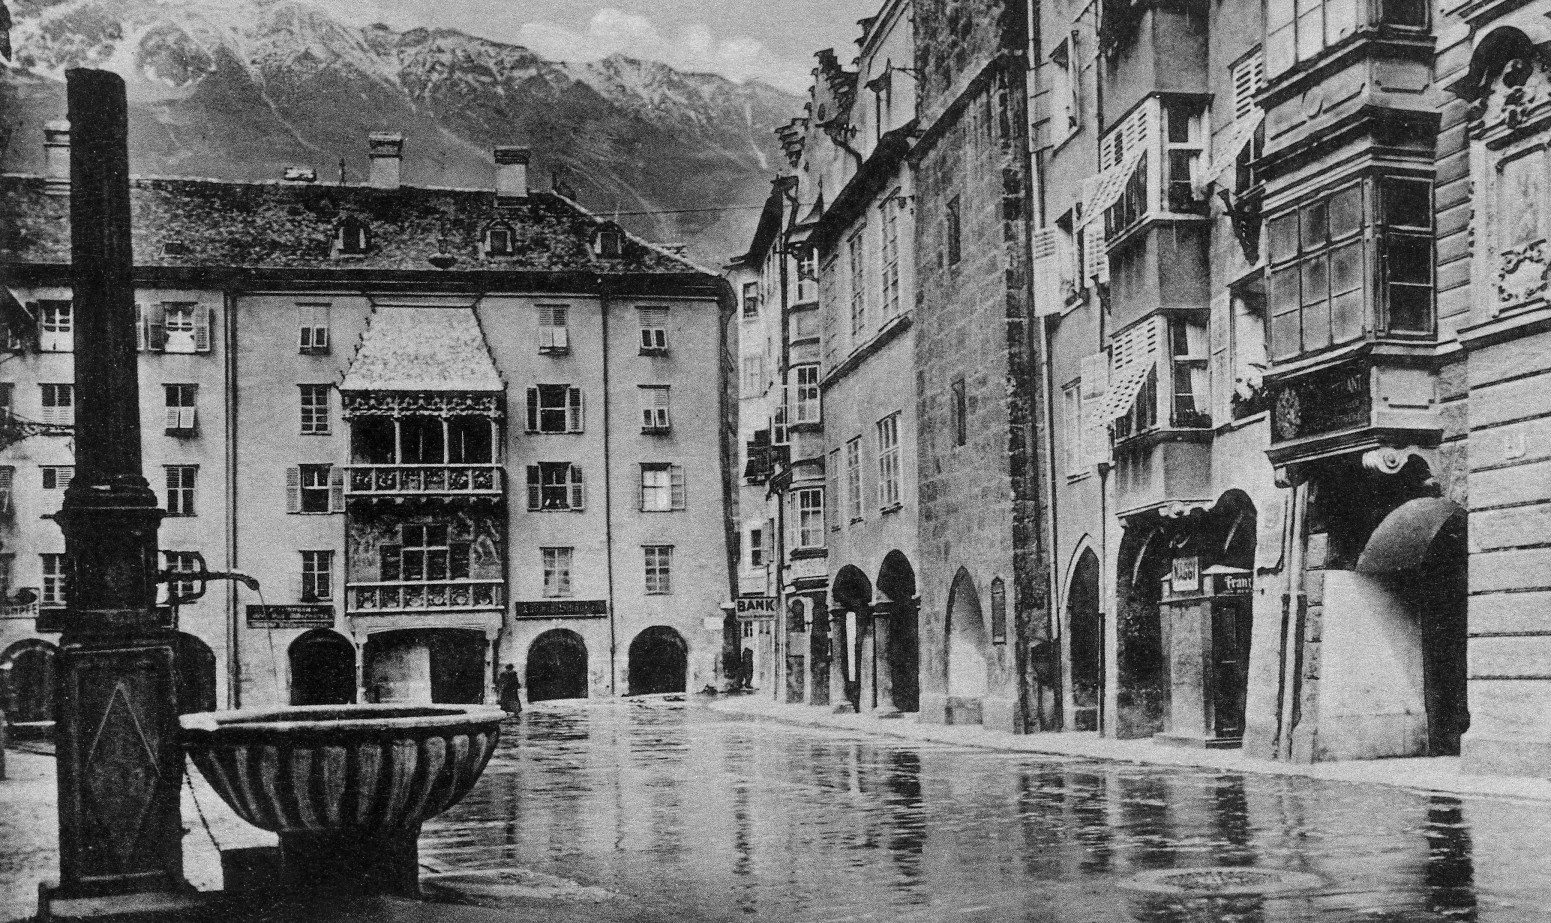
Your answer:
(736, 596), (778, 620)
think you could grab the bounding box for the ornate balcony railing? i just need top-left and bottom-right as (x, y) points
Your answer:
(344, 464), (503, 499)
(346, 579), (504, 615)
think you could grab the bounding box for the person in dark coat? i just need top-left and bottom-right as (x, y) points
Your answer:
(496, 664), (523, 715)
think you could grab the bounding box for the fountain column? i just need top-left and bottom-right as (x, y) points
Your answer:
(51, 68), (183, 898)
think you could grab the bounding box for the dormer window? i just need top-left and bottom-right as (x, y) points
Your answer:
(334, 216), (370, 257)
(485, 223), (515, 258)
(594, 225), (624, 260)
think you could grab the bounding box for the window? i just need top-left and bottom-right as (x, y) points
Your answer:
(881, 197), (902, 320)
(951, 377), (967, 447)
(595, 227), (624, 259)
(287, 464), (342, 514)
(41, 465), (74, 493)
(301, 551), (333, 602)
(300, 384), (330, 435)
(542, 547), (573, 597)
(1229, 287), (1270, 419)
(748, 528), (764, 568)
(876, 412), (901, 510)
(845, 437), (863, 522)
(796, 249), (819, 303)
(1265, 0), (1420, 77)
(644, 545), (673, 594)
(40, 384), (73, 426)
(1049, 37), (1080, 144)
(164, 384), (197, 434)
(638, 307), (669, 354)
(848, 227), (868, 336)
(335, 216), (369, 256)
(827, 448), (842, 532)
(946, 196), (962, 266)
(1063, 382), (1085, 477)
(527, 385), (583, 434)
(298, 304), (331, 354)
(1266, 176), (1431, 360)
(38, 300), (71, 352)
(526, 463), (584, 511)
(795, 488), (824, 549)
(773, 404), (789, 446)
(1169, 318), (1210, 428)
(377, 525), (468, 583)
(742, 282), (760, 317)
(41, 554), (67, 606)
(485, 224), (515, 257)
(1163, 100), (1206, 214)
(793, 365), (820, 424)
(741, 356), (765, 394)
(537, 304), (570, 354)
(639, 463), (686, 512)
(164, 552), (201, 602)
(640, 386), (671, 433)
(165, 465), (197, 516)
(161, 303), (208, 353)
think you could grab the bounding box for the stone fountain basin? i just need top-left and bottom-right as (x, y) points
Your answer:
(180, 704), (503, 834)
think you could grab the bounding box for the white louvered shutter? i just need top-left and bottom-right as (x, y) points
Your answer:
(569, 465), (585, 511)
(285, 467), (301, 513)
(526, 388), (539, 432)
(329, 466), (345, 512)
(670, 465), (686, 510)
(526, 466), (541, 510)
(194, 308), (212, 352)
(1032, 229), (1065, 317)
(568, 387), (584, 432)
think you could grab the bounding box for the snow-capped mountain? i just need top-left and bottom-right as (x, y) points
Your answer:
(1, 0), (800, 261)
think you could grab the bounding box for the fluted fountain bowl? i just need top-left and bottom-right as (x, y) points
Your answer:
(180, 704), (504, 896)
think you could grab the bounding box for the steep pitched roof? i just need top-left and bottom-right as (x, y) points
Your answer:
(340, 306), (503, 392)
(0, 175), (701, 275)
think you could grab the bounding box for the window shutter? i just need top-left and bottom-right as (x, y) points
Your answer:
(1032, 229), (1065, 317)
(1210, 291), (1233, 424)
(0, 467), (12, 514)
(570, 465), (585, 510)
(194, 308), (212, 352)
(671, 464), (686, 510)
(328, 465), (345, 512)
(148, 303), (167, 352)
(526, 388), (539, 432)
(182, 407), (197, 431)
(554, 326), (569, 350)
(380, 545), (402, 581)
(285, 466), (301, 514)
(568, 387), (584, 432)
(526, 466), (541, 510)
(165, 402), (181, 431)
(637, 466), (647, 511)
(315, 325), (329, 352)
(135, 304), (147, 352)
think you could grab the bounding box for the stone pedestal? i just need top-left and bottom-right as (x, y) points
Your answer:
(279, 828), (421, 898)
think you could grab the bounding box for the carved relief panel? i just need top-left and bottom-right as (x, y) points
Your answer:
(1476, 56), (1551, 313)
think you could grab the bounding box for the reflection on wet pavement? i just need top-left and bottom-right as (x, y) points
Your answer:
(421, 699), (1548, 922)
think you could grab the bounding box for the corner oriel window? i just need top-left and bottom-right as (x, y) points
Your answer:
(794, 488), (824, 549)
(793, 366), (820, 425)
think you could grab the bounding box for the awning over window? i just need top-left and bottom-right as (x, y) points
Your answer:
(1077, 149), (1145, 228)
(1196, 112), (1264, 196)
(1100, 317), (1162, 420)
(1355, 497), (1466, 575)
(340, 306), (503, 392)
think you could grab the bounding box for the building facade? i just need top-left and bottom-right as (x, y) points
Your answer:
(0, 130), (734, 716)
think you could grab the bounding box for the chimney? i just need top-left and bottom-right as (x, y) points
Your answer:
(44, 120), (70, 195)
(494, 146), (530, 203)
(368, 132), (404, 190)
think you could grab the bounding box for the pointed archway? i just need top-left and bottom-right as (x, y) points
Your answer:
(878, 551), (919, 713)
(945, 567), (989, 724)
(1066, 548), (1103, 731)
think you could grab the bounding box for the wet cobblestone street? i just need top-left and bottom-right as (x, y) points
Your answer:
(419, 699), (1551, 923)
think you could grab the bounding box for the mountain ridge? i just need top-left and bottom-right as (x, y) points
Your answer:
(0, 0), (799, 261)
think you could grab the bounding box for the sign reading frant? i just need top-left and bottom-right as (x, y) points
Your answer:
(246, 604), (334, 629)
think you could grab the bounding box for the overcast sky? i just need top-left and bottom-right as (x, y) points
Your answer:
(308, 1), (881, 94)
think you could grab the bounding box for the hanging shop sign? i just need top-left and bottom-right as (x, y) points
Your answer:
(246, 604), (334, 629)
(1171, 555), (1201, 594)
(1214, 572), (1253, 596)
(514, 599), (608, 619)
(735, 596), (779, 620)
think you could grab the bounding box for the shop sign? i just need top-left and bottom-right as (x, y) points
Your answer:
(247, 604), (334, 629)
(1171, 556), (1201, 594)
(513, 599), (608, 619)
(735, 596), (778, 620)
(1269, 361), (1370, 443)
(1215, 573), (1253, 596)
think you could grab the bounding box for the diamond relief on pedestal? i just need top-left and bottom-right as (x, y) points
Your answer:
(82, 681), (162, 870)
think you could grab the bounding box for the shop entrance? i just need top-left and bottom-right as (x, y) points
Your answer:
(289, 629), (357, 706)
(627, 626), (688, 695)
(1210, 597), (1253, 740)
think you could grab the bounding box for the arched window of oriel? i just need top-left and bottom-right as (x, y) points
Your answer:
(990, 577), (1007, 644)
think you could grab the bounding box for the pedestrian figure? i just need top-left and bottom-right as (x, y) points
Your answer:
(496, 663), (523, 716)
(740, 648), (755, 690)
